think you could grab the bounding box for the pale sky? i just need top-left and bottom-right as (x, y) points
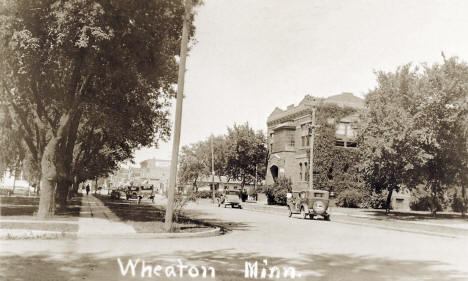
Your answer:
(133, 0), (468, 165)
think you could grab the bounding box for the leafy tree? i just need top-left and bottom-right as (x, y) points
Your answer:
(360, 58), (468, 215)
(0, 0), (191, 217)
(411, 57), (468, 215)
(178, 135), (229, 191)
(178, 141), (210, 190)
(225, 123), (268, 188)
(359, 65), (431, 213)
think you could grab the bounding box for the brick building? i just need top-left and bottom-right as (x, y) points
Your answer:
(265, 93), (364, 190)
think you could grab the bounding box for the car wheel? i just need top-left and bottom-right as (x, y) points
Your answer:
(300, 207), (307, 219)
(288, 207), (292, 217)
(238, 205), (242, 209)
(309, 214), (314, 220)
(324, 215), (331, 221)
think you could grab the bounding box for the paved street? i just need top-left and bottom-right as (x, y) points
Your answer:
(1, 198), (468, 281)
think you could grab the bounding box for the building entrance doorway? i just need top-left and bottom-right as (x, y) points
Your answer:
(270, 165), (279, 183)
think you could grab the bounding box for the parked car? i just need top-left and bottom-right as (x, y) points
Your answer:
(137, 185), (155, 204)
(110, 187), (126, 199)
(126, 186), (140, 200)
(218, 190), (242, 208)
(287, 190), (330, 220)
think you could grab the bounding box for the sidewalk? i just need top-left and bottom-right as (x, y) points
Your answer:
(77, 194), (136, 237)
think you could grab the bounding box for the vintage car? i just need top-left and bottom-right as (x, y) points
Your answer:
(110, 187), (126, 199)
(218, 190), (242, 208)
(125, 186), (155, 204)
(126, 186), (140, 200)
(286, 189), (330, 220)
(138, 185), (155, 204)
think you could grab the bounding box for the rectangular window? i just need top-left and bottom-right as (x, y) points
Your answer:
(289, 133), (295, 147)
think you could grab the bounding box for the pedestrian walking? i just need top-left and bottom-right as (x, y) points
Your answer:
(86, 185), (90, 196)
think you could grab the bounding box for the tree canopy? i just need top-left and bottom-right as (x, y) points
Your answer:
(0, 0), (195, 216)
(178, 123), (268, 189)
(360, 57), (468, 214)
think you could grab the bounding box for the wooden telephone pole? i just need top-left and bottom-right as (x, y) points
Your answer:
(211, 135), (215, 203)
(164, 0), (192, 232)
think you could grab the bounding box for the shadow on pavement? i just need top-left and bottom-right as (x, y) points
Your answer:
(94, 195), (250, 232)
(0, 249), (465, 281)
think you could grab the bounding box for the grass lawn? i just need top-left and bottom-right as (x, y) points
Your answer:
(0, 194), (83, 233)
(94, 194), (214, 233)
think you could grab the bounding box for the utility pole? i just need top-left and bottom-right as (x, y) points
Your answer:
(164, 0), (192, 232)
(254, 164), (257, 201)
(309, 100), (317, 191)
(211, 134), (215, 203)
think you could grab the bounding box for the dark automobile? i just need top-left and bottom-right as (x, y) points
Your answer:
(110, 187), (126, 199)
(218, 190), (242, 208)
(126, 186), (140, 200)
(287, 190), (330, 220)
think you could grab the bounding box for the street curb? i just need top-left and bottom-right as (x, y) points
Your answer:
(0, 227), (222, 240)
(77, 227), (222, 239)
(333, 220), (464, 239)
(0, 229), (78, 240)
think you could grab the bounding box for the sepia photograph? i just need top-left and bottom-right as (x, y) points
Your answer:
(0, 0), (467, 280)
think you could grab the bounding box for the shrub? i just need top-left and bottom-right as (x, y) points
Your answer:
(265, 177), (292, 206)
(336, 189), (363, 208)
(174, 191), (197, 222)
(194, 190), (221, 199)
(450, 190), (468, 213)
(410, 187), (444, 212)
(360, 191), (387, 209)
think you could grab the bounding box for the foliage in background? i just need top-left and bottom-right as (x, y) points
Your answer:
(225, 123), (268, 187)
(265, 176), (292, 205)
(173, 190), (197, 222)
(360, 191), (388, 209)
(451, 188), (468, 213)
(194, 190), (222, 199)
(410, 186), (444, 212)
(336, 189), (363, 208)
(178, 123), (268, 189)
(310, 103), (361, 193)
(359, 57), (468, 215)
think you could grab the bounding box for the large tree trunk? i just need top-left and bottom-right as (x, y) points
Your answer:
(385, 188), (393, 214)
(37, 112), (72, 218)
(462, 178), (466, 218)
(37, 138), (59, 218)
(430, 182), (438, 217)
(69, 175), (79, 200)
(56, 178), (71, 211)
